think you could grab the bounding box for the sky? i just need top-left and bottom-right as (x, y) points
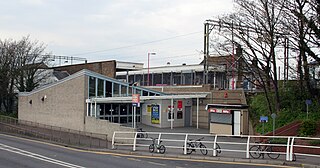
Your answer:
(0, 0), (234, 67)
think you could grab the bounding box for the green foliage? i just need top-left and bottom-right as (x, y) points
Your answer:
(0, 111), (18, 118)
(309, 140), (320, 146)
(249, 82), (320, 135)
(299, 120), (317, 136)
(269, 138), (288, 144)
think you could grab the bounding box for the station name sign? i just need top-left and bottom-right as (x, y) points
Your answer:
(208, 108), (231, 114)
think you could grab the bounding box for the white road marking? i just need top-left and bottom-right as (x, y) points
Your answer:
(148, 161), (166, 166)
(0, 143), (85, 168)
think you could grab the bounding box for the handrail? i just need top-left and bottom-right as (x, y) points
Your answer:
(112, 131), (320, 162)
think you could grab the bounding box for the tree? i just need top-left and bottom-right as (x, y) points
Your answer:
(0, 36), (50, 114)
(211, 0), (286, 114)
(281, 0), (320, 100)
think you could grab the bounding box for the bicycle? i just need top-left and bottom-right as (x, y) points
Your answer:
(183, 137), (217, 155)
(149, 137), (166, 154)
(136, 128), (148, 139)
(249, 140), (280, 159)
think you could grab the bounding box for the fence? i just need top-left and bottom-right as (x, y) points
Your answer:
(112, 131), (320, 162)
(0, 115), (109, 149)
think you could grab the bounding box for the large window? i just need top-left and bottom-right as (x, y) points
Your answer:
(105, 81), (112, 97)
(210, 112), (232, 125)
(121, 85), (127, 96)
(89, 77), (96, 97)
(113, 83), (120, 97)
(97, 78), (104, 97)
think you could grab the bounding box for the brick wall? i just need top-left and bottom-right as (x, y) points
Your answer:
(54, 60), (116, 78)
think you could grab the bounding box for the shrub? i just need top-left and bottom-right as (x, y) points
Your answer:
(299, 120), (317, 136)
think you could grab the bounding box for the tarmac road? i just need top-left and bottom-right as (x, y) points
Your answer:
(0, 133), (294, 168)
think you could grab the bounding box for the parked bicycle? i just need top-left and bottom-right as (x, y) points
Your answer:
(182, 137), (221, 156)
(249, 140), (280, 159)
(136, 128), (148, 139)
(149, 137), (166, 154)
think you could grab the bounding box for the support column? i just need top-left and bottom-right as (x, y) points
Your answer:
(171, 97), (174, 129)
(197, 97), (199, 129)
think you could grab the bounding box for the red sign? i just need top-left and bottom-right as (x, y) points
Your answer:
(132, 94), (140, 103)
(177, 100), (183, 109)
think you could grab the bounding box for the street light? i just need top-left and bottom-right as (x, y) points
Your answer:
(147, 52), (156, 86)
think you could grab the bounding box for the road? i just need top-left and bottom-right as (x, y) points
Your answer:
(0, 133), (295, 168)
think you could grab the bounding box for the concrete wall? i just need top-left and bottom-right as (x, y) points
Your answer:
(18, 75), (87, 131)
(84, 117), (135, 142)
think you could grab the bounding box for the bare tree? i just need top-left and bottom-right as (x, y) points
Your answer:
(0, 36), (50, 114)
(211, 0), (286, 113)
(281, 0), (320, 99)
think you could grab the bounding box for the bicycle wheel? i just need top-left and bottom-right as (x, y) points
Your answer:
(292, 153), (296, 161)
(138, 133), (144, 139)
(199, 143), (208, 155)
(182, 143), (193, 154)
(159, 145), (166, 154)
(215, 143), (221, 156)
(249, 145), (262, 159)
(266, 146), (280, 159)
(149, 144), (155, 153)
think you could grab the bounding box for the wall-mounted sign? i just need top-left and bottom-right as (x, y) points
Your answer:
(208, 108), (231, 114)
(151, 105), (160, 124)
(177, 100), (183, 109)
(132, 94), (140, 107)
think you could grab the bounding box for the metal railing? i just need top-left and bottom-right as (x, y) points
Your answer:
(0, 115), (109, 149)
(112, 131), (320, 162)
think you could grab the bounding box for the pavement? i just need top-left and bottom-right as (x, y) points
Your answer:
(108, 124), (320, 168)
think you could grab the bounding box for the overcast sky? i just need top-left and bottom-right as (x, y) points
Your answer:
(0, 0), (233, 67)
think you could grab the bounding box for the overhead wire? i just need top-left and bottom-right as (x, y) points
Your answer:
(70, 31), (202, 56)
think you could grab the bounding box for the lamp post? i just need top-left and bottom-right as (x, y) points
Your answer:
(147, 52), (156, 86)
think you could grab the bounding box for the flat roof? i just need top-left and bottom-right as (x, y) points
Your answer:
(86, 93), (209, 103)
(205, 103), (248, 110)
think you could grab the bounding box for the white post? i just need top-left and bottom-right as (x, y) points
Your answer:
(133, 132), (138, 151)
(246, 136), (251, 158)
(213, 72), (216, 89)
(86, 101), (89, 116)
(184, 134), (188, 155)
(286, 137), (291, 161)
(213, 134), (218, 156)
(112, 132), (116, 149)
(197, 97), (199, 129)
(133, 106), (136, 129)
(290, 137), (295, 161)
(90, 101), (93, 116)
(157, 133), (162, 153)
(94, 99), (97, 118)
(171, 97), (173, 129)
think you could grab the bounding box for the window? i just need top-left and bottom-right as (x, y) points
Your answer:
(121, 85), (127, 96)
(97, 79), (104, 97)
(120, 104), (127, 115)
(105, 81), (112, 97)
(210, 113), (232, 124)
(89, 76), (96, 97)
(113, 83), (120, 97)
(177, 110), (183, 119)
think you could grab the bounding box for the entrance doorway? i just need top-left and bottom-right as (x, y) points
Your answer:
(185, 106), (191, 127)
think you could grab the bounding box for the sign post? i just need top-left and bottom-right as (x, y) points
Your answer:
(306, 99), (312, 119)
(260, 116), (268, 135)
(271, 113), (277, 137)
(132, 94), (140, 129)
